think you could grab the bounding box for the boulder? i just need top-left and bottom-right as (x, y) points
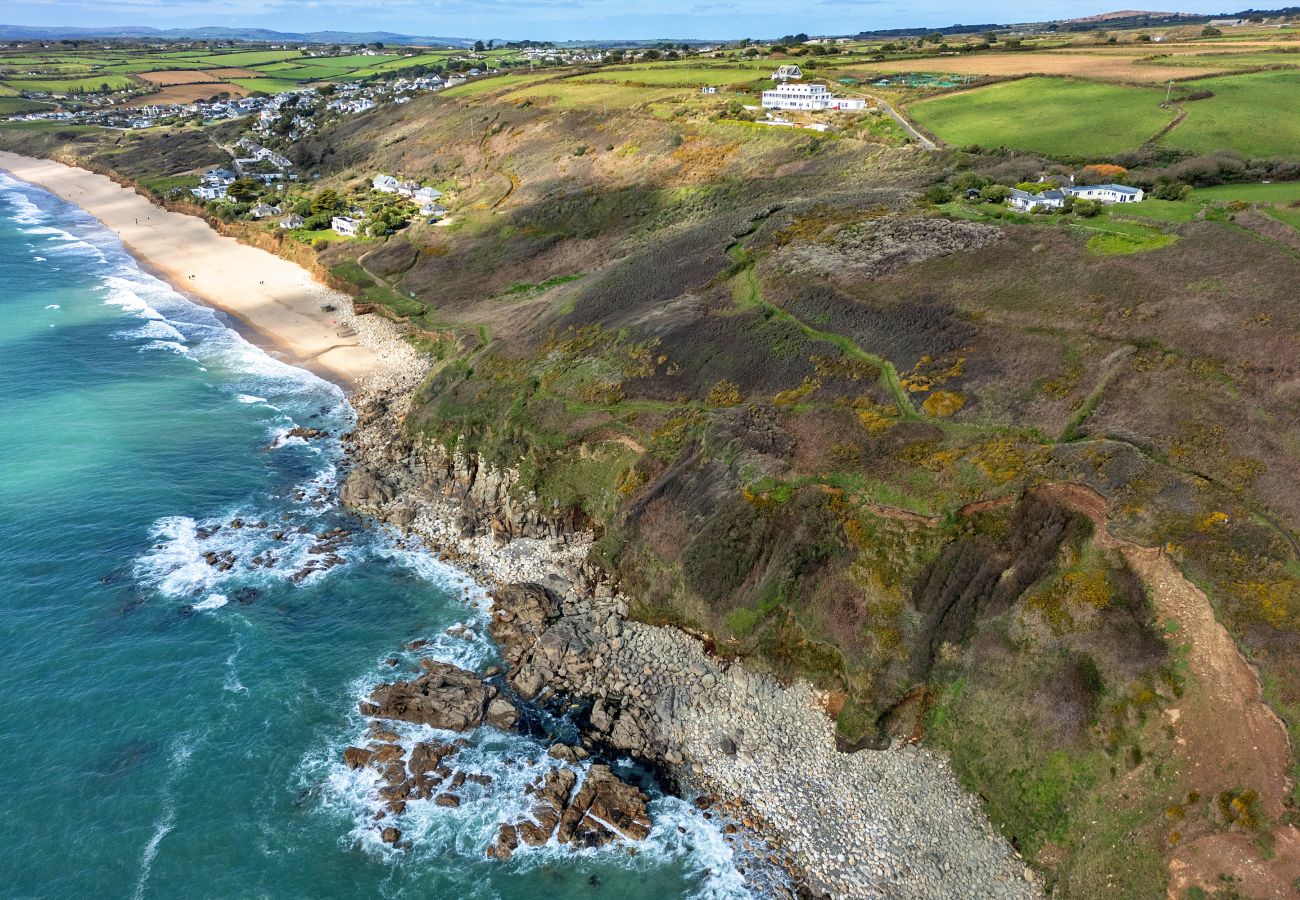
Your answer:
(557, 765), (653, 848)
(343, 746), (374, 770)
(360, 662), (505, 732)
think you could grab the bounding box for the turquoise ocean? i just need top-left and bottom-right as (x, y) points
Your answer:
(0, 173), (746, 899)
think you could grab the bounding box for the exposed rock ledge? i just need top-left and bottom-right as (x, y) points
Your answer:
(339, 378), (1040, 899)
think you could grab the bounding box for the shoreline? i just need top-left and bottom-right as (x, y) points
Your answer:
(0, 150), (405, 392)
(0, 148), (1038, 897)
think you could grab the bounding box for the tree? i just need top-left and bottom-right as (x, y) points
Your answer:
(228, 179), (260, 203)
(1202, 25), (1222, 37)
(924, 32), (944, 44)
(310, 189), (342, 216)
(984, 31), (998, 43)
(473, 40), (486, 53)
(1072, 199), (1101, 217)
(980, 184), (1011, 203)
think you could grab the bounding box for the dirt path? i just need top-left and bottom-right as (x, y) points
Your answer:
(867, 95), (939, 150)
(1035, 483), (1300, 898)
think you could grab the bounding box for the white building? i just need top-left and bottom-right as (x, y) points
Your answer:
(412, 186), (443, 203)
(191, 184), (228, 201)
(1009, 188), (1067, 211)
(1067, 184), (1145, 204)
(249, 203), (282, 219)
(280, 213), (305, 229)
(331, 216), (361, 236)
(373, 174), (400, 193)
(772, 64), (803, 81)
(761, 82), (865, 111)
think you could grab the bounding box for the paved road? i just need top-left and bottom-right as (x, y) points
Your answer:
(869, 96), (938, 150)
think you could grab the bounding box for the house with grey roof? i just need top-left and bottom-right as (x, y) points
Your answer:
(1009, 188), (1067, 212)
(1066, 184), (1145, 204)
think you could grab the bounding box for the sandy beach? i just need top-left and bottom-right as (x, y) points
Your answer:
(0, 150), (389, 389)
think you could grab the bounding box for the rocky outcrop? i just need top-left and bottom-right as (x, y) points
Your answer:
(488, 764), (652, 860)
(484, 583), (1040, 899)
(359, 661), (517, 732)
(349, 650), (655, 860)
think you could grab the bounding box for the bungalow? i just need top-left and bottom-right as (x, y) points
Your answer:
(249, 203), (282, 219)
(1066, 184), (1144, 204)
(420, 201), (449, 219)
(279, 213), (305, 229)
(412, 186), (443, 203)
(191, 184), (228, 201)
(1009, 188), (1067, 212)
(331, 216), (361, 236)
(373, 174), (400, 193)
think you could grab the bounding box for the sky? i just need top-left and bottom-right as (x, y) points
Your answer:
(2, 1), (1243, 41)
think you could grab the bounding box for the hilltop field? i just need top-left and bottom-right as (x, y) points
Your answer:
(4, 20), (1300, 898)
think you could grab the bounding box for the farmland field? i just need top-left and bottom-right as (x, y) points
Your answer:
(190, 50), (305, 67)
(847, 50), (1228, 83)
(231, 77), (313, 95)
(438, 72), (552, 98)
(124, 83), (249, 105)
(0, 74), (136, 94)
(910, 77), (1172, 158)
(1161, 70), (1300, 159)
(138, 68), (258, 85)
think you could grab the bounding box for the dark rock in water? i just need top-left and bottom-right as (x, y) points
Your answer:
(234, 587), (260, 605)
(487, 823), (519, 861)
(493, 764), (652, 853)
(407, 639), (429, 651)
(380, 827), (401, 844)
(177, 605), (195, 618)
(343, 747), (374, 770)
(434, 793), (461, 808)
(359, 661), (516, 732)
(557, 765), (653, 847)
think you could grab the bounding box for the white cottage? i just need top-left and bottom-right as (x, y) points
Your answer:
(1066, 184), (1145, 204)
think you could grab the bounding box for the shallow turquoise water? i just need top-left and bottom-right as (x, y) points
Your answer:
(0, 174), (743, 900)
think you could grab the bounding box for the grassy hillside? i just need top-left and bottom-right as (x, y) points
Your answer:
(1162, 70), (1300, 159)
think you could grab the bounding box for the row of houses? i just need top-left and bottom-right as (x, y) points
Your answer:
(1008, 183), (1145, 211)
(372, 174), (447, 216)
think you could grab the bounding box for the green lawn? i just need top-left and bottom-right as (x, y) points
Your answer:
(1115, 198), (1200, 223)
(505, 80), (690, 109)
(1268, 207), (1300, 231)
(910, 77), (1173, 158)
(1161, 70), (1300, 159)
(1194, 182), (1300, 205)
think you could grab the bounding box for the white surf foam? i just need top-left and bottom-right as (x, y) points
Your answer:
(194, 594), (229, 611)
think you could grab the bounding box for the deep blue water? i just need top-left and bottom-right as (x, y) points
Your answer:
(0, 173), (743, 900)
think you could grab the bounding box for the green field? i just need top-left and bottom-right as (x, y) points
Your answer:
(910, 77), (1172, 158)
(1194, 182), (1300, 204)
(1140, 50), (1300, 69)
(232, 78), (314, 95)
(0, 97), (51, 114)
(439, 72), (551, 98)
(1163, 70), (1300, 159)
(0, 74), (136, 94)
(192, 50), (304, 67)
